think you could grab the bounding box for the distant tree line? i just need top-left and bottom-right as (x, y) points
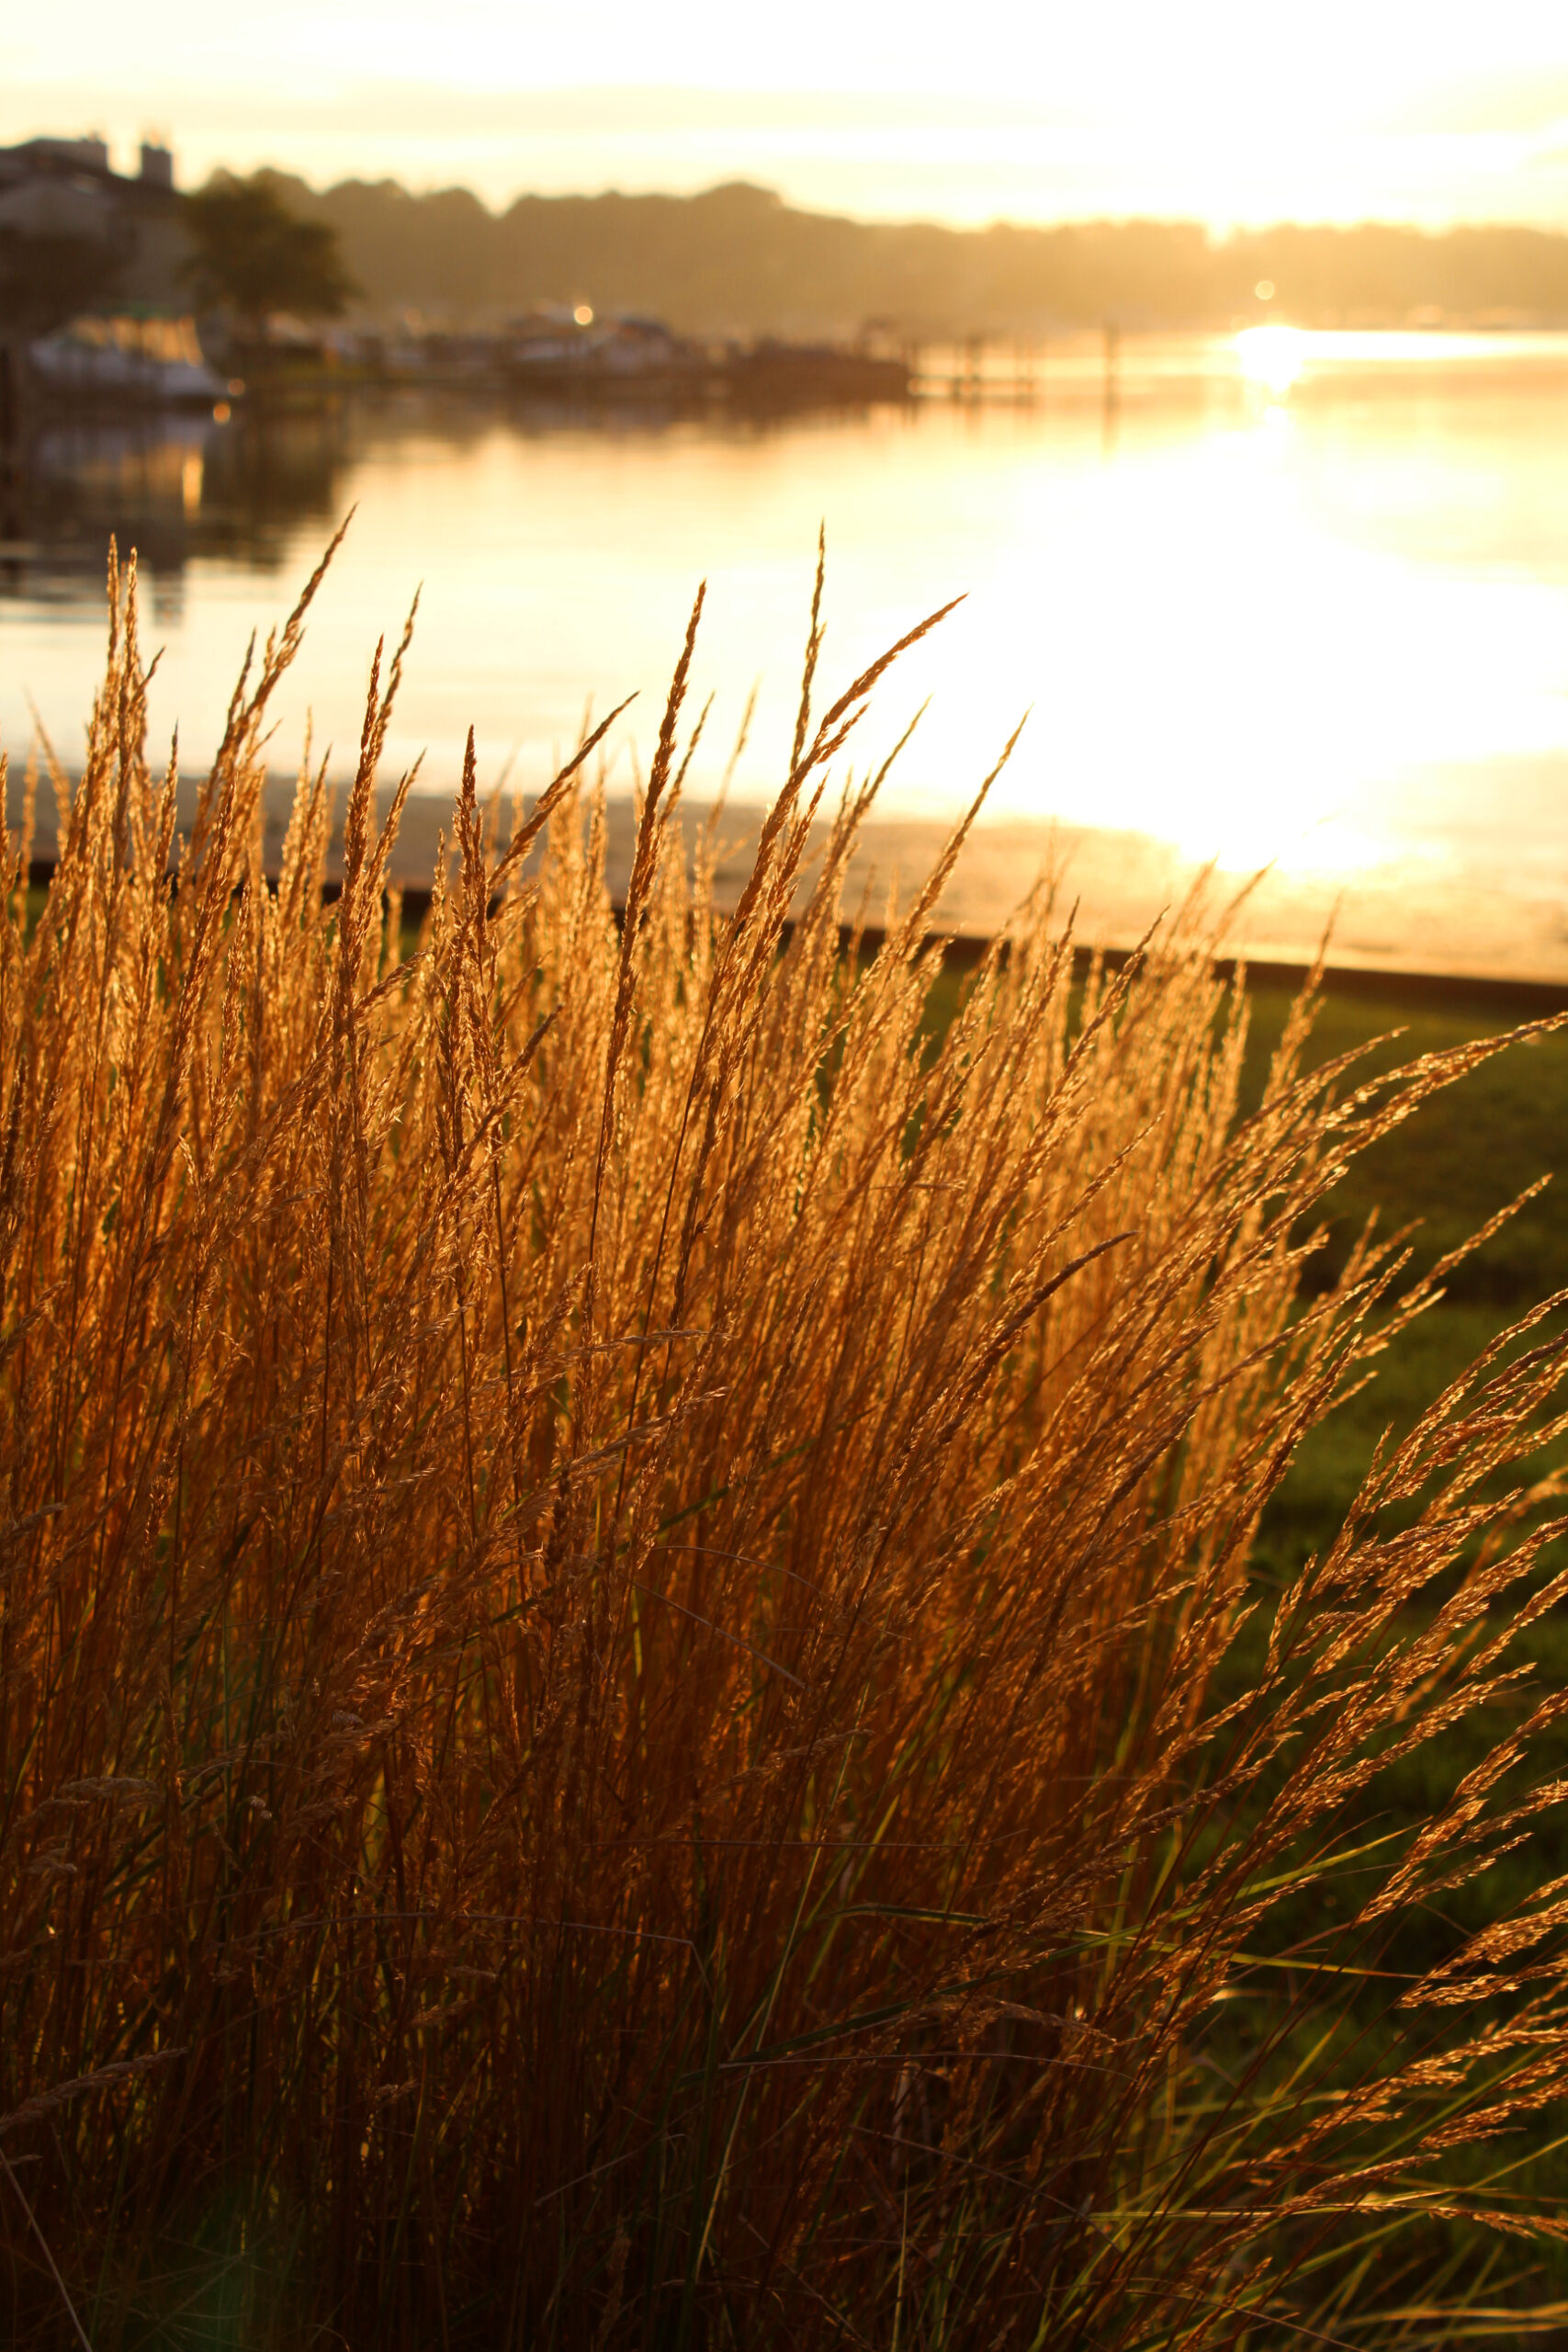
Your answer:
(237, 171), (1568, 337)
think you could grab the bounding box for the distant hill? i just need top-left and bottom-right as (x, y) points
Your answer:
(245, 171), (1568, 338)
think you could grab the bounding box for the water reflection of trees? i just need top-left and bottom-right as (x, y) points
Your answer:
(0, 402), (347, 605)
(0, 386), (910, 616)
(2, 390), (691, 604)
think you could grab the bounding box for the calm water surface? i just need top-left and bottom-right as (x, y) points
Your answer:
(7, 331), (1568, 962)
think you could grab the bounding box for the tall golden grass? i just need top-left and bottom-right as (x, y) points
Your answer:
(5, 537), (1568, 2349)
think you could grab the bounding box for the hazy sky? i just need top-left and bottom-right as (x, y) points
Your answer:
(9, 0), (1568, 226)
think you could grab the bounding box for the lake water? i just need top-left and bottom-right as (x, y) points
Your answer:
(7, 330), (1568, 979)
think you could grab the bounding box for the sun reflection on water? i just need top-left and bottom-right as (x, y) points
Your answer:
(1235, 325), (1307, 397)
(878, 341), (1568, 886)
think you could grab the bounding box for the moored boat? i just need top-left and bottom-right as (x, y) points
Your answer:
(30, 313), (228, 406)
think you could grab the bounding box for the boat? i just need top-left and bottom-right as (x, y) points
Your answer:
(501, 313), (912, 409)
(29, 314), (228, 407)
(503, 310), (709, 392)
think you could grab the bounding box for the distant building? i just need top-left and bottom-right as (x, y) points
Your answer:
(0, 133), (191, 313)
(2, 135), (113, 176)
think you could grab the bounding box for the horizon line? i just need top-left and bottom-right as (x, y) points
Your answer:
(169, 160), (1568, 243)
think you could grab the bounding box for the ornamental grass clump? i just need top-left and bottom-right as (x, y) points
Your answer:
(5, 537), (1568, 2349)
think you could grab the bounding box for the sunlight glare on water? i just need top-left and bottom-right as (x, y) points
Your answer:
(1235, 324), (1306, 397)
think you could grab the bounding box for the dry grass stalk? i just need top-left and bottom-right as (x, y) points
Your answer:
(2, 542), (1568, 2348)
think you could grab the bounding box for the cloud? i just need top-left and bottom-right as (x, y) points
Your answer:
(1390, 69), (1568, 136)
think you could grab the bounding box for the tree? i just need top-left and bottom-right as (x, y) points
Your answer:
(183, 175), (355, 344)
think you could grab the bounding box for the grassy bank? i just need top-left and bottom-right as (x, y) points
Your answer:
(6, 547), (1568, 2349)
(1240, 978), (1568, 2304)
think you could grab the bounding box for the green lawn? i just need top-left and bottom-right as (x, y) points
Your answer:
(1229, 976), (1568, 2311)
(1240, 976), (1568, 1571)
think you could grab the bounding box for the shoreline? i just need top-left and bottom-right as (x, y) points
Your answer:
(12, 773), (1568, 1007)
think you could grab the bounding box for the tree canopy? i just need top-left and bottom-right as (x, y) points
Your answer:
(183, 175), (355, 335)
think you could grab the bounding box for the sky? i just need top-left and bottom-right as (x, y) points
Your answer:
(8, 0), (1568, 228)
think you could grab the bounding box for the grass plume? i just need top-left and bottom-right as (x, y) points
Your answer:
(4, 543), (1568, 2347)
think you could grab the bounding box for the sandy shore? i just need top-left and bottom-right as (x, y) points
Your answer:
(12, 769), (1568, 990)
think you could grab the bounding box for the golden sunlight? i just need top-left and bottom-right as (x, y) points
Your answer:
(17, 6), (1568, 2338)
(1235, 325), (1306, 398)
